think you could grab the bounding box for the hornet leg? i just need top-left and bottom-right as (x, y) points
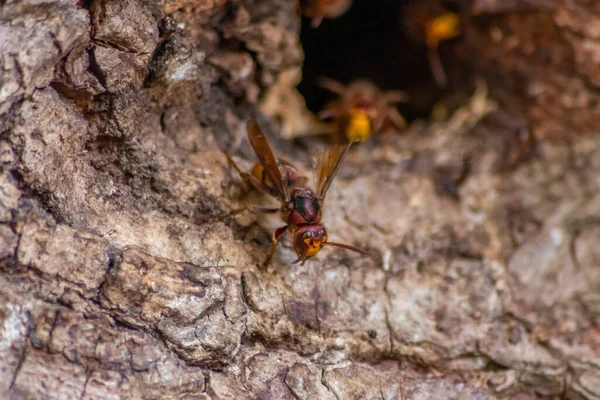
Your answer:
(216, 205), (279, 222)
(262, 225), (289, 268)
(223, 152), (273, 194)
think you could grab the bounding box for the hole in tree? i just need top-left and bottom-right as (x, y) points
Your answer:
(298, 0), (472, 123)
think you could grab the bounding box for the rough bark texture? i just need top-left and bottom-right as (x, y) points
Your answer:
(468, 0), (600, 141)
(0, 0), (599, 399)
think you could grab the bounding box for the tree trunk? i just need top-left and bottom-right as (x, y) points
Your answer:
(0, 0), (599, 399)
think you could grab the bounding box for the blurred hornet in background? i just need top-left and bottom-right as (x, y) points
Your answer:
(318, 78), (408, 143)
(300, 0), (353, 27)
(223, 119), (369, 266)
(404, 1), (461, 87)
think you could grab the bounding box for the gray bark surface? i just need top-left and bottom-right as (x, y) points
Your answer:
(0, 0), (599, 399)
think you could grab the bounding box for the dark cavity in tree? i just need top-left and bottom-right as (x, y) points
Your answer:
(298, 0), (471, 122)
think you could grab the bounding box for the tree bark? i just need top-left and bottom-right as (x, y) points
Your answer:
(0, 0), (599, 399)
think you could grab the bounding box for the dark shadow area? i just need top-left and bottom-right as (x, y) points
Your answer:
(298, 0), (470, 121)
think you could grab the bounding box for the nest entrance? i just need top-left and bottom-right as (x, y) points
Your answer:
(298, 0), (469, 122)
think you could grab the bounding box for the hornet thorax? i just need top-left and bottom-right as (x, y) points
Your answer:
(287, 187), (322, 226)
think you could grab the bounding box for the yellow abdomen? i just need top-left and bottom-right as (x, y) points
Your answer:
(426, 12), (460, 48)
(345, 108), (372, 142)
